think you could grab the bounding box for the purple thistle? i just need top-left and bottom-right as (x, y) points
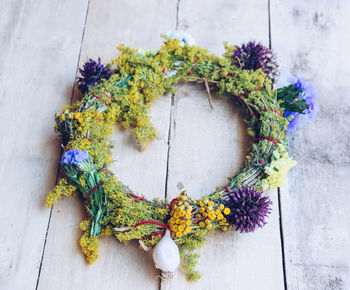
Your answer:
(77, 58), (112, 94)
(233, 41), (279, 82)
(285, 78), (319, 132)
(224, 186), (272, 233)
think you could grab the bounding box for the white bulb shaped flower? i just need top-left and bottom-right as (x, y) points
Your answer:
(152, 230), (180, 272)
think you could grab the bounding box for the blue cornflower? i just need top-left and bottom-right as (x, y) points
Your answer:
(285, 78), (319, 132)
(61, 149), (89, 166)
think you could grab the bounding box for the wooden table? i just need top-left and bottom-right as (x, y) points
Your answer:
(1, 0), (349, 289)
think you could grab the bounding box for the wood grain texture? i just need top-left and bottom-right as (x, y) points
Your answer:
(161, 0), (284, 289)
(0, 0), (89, 289)
(37, 0), (177, 289)
(271, 0), (350, 289)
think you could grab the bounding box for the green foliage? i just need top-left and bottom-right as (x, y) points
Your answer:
(277, 84), (310, 113)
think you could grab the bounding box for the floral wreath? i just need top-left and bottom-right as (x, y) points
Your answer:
(46, 31), (317, 281)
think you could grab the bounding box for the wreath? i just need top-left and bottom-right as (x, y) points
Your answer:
(46, 32), (317, 281)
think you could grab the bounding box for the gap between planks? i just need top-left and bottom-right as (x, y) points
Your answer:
(268, 0), (287, 288)
(160, 0), (180, 288)
(35, 0), (91, 289)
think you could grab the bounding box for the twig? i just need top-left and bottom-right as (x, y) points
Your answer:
(204, 79), (214, 110)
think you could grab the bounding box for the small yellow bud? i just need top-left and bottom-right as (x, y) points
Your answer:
(224, 208), (231, 215)
(219, 204), (225, 210)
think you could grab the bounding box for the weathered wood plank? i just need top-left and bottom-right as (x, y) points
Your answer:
(271, 0), (350, 289)
(37, 0), (178, 289)
(162, 0), (284, 289)
(0, 0), (89, 289)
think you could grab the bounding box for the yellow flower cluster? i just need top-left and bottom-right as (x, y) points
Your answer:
(262, 144), (297, 191)
(195, 199), (231, 231)
(79, 220), (99, 264)
(168, 192), (194, 238)
(45, 178), (77, 208)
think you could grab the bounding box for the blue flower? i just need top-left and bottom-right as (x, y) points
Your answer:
(61, 149), (89, 166)
(284, 78), (319, 132)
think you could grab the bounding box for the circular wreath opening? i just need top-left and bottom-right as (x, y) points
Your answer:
(46, 35), (304, 281)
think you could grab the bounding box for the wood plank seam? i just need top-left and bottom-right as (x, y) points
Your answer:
(175, 0), (180, 30)
(278, 188), (288, 290)
(34, 0), (91, 288)
(269, 1), (287, 288)
(160, 2), (180, 288)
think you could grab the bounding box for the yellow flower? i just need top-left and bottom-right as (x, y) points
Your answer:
(176, 232), (182, 237)
(61, 114), (65, 121)
(208, 201), (214, 206)
(223, 208), (231, 215)
(206, 224), (212, 230)
(208, 212), (216, 221)
(219, 204), (224, 210)
(186, 220), (192, 226)
(178, 225), (184, 232)
(185, 213), (191, 219)
(262, 144), (297, 191)
(199, 207), (204, 213)
(199, 222), (205, 227)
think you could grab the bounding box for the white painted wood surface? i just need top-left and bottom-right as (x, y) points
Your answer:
(1, 0), (348, 289)
(272, 1), (350, 289)
(0, 0), (89, 289)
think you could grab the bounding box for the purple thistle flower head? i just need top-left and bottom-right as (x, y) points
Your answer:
(284, 78), (319, 132)
(77, 58), (112, 94)
(232, 41), (279, 83)
(61, 149), (89, 166)
(224, 186), (272, 233)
